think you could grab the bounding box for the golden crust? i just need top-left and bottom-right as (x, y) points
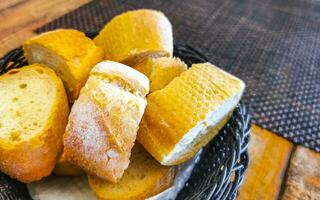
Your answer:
(94, 9), (173, 63)
(122, 50), (169, 67)
(91, 61), (149, 96)
(88, 143), (176, 200)
(138, 63), (245, 165)
(62, 62), (149, 182)
(0, 64), (69, 182)
(23, 29), (104, 102)
(133, 57), (187, 92)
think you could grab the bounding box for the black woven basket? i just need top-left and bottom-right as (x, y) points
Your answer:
(0, 33), (251, 200)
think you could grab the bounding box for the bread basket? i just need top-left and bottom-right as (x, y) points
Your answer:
(0, 31), (251, 200)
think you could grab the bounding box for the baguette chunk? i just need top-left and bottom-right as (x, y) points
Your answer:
(0, 64), (69, 182)
(138, 63), (245, 165)
(24, 29), (104, 102)
(63, 61), (149, 182)
(133, 57), (187, 92)
(94, 9), (173, 66)
(88, 143), (176, 200)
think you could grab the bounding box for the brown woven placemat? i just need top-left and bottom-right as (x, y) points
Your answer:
(35, 0), (320, 152)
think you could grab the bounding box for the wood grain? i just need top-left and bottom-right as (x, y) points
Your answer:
(281, 146), (320, 200)
(0, 0), (24, 11)
(237, 125), (293, 200)
(0, 0), (90, 56)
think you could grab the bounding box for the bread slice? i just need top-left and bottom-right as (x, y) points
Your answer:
(62, 61), (149, 182)
(94, 9), (173, 66)
(133, 57), (187, 92)
(88, 143), (176, 200)
(23, 29), (104, 102)
(138, 63), (245, 165)
(0, 64), (69, 182)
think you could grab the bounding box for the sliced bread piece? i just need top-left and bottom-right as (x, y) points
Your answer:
(94, 9), (173, 66)
(23, 29), (104, 102)
(62, 61), (149, 182)
(0, 64), (69, 182)
(138, 63), (245, 165)
(88, 143), (176, 200)
(133, 57), (187, 92)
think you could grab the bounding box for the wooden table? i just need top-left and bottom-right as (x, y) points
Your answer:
(1, 1), (319, 199)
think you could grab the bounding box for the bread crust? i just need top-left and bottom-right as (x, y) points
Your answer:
(88, 143), (176, 200)
(0, 64), (69, 183)
(89, 167), (176, 200)
(133, 57), (187, 92)
(23, 29), (104, 102)
(91, 61), (149, 96)
(122, 50), (169, 67)
(94, 9), (173, 63)
(63, 62), (149, 182)
(138, 63), (245, 165)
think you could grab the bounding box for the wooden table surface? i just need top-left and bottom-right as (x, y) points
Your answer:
(0, 0), (319, 199)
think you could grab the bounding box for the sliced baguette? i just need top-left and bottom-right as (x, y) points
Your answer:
(138, 63), (245, 165)
(23, 29), (104, 102)
(0, 64), (69, 182)
(88, 143), (176, 200)
(133, 57), (187, 92)
(62, 61), (149, 182)
(94, 9), (173, 66)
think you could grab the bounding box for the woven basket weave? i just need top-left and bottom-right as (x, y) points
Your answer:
(0, 36), (251, 200)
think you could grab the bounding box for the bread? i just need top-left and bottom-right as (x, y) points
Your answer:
(122, 51), (168, 67)
(23, 29), (104, 102)
(0, 64), (69, 182)
(62, 61), (149, 182)
(138, 63), (245, 165)
(88, 143), (176, 200)
(94, 9), (173, 66)
(133, 57), (187, 92)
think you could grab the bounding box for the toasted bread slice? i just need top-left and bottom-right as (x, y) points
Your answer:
(138, 63), (245, 165)
(133, 57), (187, 92)
(0, 64), (69, 182)
(23, 29), (104, 102)
(63, 61), (149, 182)
(88, 143), (176, 200)
(94, 9), (173, 65)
